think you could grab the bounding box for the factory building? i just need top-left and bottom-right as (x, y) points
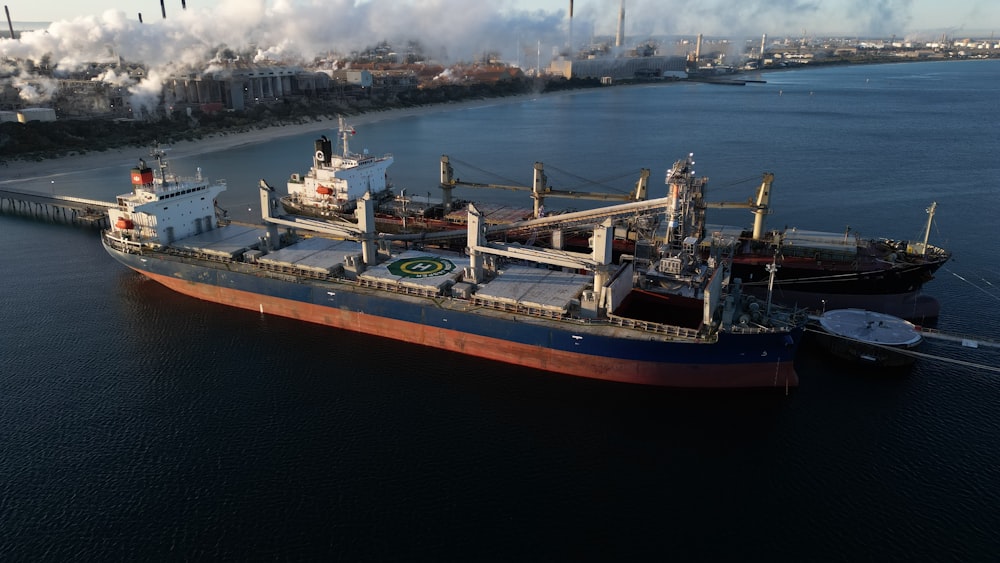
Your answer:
(164, 64), (322, 111)
(15, 107), (57, 122)
(548, 55), (687, 81)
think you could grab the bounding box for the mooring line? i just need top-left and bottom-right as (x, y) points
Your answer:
(945, 267), (1000, 302)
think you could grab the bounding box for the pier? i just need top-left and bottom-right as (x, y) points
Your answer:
(0, 188), (115, 228)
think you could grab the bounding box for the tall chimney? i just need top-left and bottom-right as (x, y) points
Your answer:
(5, 5), (15, 40)
(160, 0), (166, 19)
(760, 33), (767, 58)
(568, 0), (573, 53)
(615, 0), (625, 48)
(695, 33), (703, 62)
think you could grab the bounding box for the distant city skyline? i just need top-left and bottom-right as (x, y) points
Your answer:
(7, 1), (999, 38)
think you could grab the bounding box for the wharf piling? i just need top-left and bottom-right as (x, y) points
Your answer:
(0, 188), (115, 228)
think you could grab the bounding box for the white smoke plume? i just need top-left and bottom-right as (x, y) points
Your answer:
(0, 1), (567, 110)
(433, 68), (458, 83)
(0, 0), (922, 111)
(253, 39), (300, 64)
(129, 68), (174, 119)
(91, 68), (133, 87)
(12, 74), (59, 103)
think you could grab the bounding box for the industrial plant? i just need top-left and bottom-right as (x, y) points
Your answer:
(2, 0), (997, 123)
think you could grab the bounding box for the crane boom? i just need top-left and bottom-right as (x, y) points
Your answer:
(701, 172), (774, 240)
(440, 155), (649, 218)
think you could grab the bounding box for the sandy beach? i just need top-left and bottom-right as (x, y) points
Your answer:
(1, 94), (549, 184)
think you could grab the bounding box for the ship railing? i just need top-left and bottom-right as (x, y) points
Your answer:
(161, 246), (235, 265)
(469, 296), (567, 320)
(254, 260), (344, 280)
(606, 314), (705, 339)
(726, 324), (792, 335)
(103, 231), (145, 254)
(359, 278), (444, 299)
(347, 153), (393, 165)
(160, 250), (346, 283)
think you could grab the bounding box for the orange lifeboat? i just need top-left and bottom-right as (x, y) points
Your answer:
(316, 185), (333, 195)
(116, 217), (134, 230)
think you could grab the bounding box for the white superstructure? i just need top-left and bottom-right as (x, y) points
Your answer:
(285, 117), (394, 212)
(107, 148), (227, 245)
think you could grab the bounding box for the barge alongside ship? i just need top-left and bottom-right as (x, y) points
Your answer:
(102, 150), (804, 389)
(811, 308), (923, 368)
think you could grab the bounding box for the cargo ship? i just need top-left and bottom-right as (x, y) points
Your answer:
(281, 117), (398, 219)
(701, 173), (950, 320)
(280, 120), (651, 243)
(280, 117), (480, 233)
(281, 127), (949, 320)
(102, 150), (805, 389)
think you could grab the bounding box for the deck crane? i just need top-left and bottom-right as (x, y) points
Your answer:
(439, 155), (650, 219)
(701, 171), (774, 240)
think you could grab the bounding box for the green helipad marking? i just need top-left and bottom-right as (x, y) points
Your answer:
(387, 256), (456, 278)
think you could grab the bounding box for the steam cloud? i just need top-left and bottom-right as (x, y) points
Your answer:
(0, 1), (567, 109)
(1, 0), (919, 109)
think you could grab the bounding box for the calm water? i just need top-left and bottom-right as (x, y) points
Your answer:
(3, 60), (1000, 560)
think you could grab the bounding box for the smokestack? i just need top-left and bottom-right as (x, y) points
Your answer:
(568, 0), (573, 54)
(760, 33), (767, 58)
(5, 5), (15, 40)
(160, 0), (166, 19)
(695, 33), (703, 62)
(138, 12), (143, 23)
(615, 0), (625, 48)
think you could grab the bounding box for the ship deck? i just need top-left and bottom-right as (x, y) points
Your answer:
(173, 224), (267, 259)
(359, 250), (463, 294)
(168, 227), (613, 322)
(473, 265), (590, 316)
(259, 237), (364, 275)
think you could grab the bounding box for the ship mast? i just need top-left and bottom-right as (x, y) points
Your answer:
(921, 201), (937, 256)
(338, 117), (354, 158)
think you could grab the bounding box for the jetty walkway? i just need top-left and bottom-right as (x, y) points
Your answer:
(0, 188), (115, 228)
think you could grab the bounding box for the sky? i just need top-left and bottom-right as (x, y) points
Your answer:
(6, 0), (999, 38)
